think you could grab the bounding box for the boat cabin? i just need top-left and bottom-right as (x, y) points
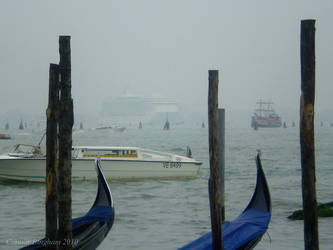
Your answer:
(72, 147), (139, 159)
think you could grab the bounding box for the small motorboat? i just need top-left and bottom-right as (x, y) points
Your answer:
(178, 153), (271, 250)
(93, 125), (126, 132)
(0, 145), (201, 182)
(0, 133), (11, 140)
(20, 159), (115, 249)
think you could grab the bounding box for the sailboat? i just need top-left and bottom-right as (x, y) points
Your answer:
(179, 153), (271, 250)
(139, 121), (142, 129)
(5, 121), (9, 130)
(163, 115), (170, 130)
(19, 120), (24, 130)
(163, 120), (170, 130)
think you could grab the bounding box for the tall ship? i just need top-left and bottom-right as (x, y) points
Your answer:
(251, 100), (282, 128)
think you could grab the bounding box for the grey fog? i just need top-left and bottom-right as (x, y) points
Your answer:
(0, 0), (332, 128)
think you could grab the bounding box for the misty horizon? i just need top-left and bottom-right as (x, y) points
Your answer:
(1, 1), (332, 128)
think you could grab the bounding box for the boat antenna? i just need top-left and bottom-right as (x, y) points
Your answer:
(38, 131), (46, 146)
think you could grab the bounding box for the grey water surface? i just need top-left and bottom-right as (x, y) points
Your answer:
(0, 126), (332, 250)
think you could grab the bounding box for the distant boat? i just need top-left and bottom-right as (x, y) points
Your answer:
(95, 126), (113, 130)
(20, 160), (115, 249)
(5, 122), (9, 130)
(94, 126), (126, 132)
(163, 117), (170, 130)
(112, 125), (126, 132)
(0, 133), (11, 140)
(179, 153), (271, 250)
(201, 122), (205, 128)
(253, 121), (258, 130)
(139, 121), (142, 129)
(251, 100), (282, 128)
(80, 122), (84, 130)
(19, 120), (24, 130)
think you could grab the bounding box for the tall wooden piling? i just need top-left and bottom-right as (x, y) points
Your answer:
(208, 70), (223, 250)
(58, 36), (73, 249)
(300, 19), (319, 250)
(46, 63), (59, 248)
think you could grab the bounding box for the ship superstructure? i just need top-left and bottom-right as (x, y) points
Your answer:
(251, 100), (282, 128)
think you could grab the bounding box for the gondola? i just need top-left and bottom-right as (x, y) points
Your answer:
(179, 153), (271, 250)
(20, 159), (115, 250)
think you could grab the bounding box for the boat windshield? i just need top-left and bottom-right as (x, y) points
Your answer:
(10, 144), (43, 157)
(73, 148), (138, 158)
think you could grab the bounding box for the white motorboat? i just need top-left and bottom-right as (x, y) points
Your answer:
(0, 144), (202, 182)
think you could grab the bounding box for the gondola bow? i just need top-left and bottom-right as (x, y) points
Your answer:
(179, 153), (271, 250)
(20, 159), (115, 250)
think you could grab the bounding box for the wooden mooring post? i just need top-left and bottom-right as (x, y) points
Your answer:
(58, 36), (74, 250)
(300, 19), (319, 250)
(46, 63), (60, 248)
(208, 70), (223, 250)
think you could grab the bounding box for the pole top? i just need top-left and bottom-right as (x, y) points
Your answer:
(59, 36), (71, 41)
(301, 19), (316, 25)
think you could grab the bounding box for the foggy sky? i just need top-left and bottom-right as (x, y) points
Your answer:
(0, 1), (332, 127)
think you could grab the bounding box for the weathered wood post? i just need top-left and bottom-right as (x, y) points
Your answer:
(208, 70), (223, 250)
(58, 36), (73, 249)
(300, 19), (319, 250)
(218, 108), (225, 223)
(46, 63), (60, 248)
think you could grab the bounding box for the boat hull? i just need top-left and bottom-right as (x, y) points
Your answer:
(19, 160), (114, 249)
(0, 157), (200, 182)
(251, 117), (282, 128)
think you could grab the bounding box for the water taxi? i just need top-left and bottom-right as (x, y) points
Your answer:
(0, 144), (202, 182)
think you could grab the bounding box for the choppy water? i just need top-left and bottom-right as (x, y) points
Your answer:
(0, 126), (332, 250)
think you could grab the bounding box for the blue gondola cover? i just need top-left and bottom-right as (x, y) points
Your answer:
(179, 209), (271, 250)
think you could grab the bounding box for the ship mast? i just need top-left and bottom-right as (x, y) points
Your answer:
(256, 100), (274, 117)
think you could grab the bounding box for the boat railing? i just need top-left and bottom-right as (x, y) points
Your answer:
(8, 144), (44, 158)
(139, 148), (186, 161)
(72, 147), (139, 159)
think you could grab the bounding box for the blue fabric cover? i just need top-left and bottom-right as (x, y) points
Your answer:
(72, 205), (114, 229)
(178, 209), (271, 250)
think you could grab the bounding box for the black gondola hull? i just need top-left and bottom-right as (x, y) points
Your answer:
(20, 160), (114, 250)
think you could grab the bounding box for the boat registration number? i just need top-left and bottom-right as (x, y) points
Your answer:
(163, 162), (182, 168)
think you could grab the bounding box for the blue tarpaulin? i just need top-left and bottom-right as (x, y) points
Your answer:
(178, 208), (271, 250)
